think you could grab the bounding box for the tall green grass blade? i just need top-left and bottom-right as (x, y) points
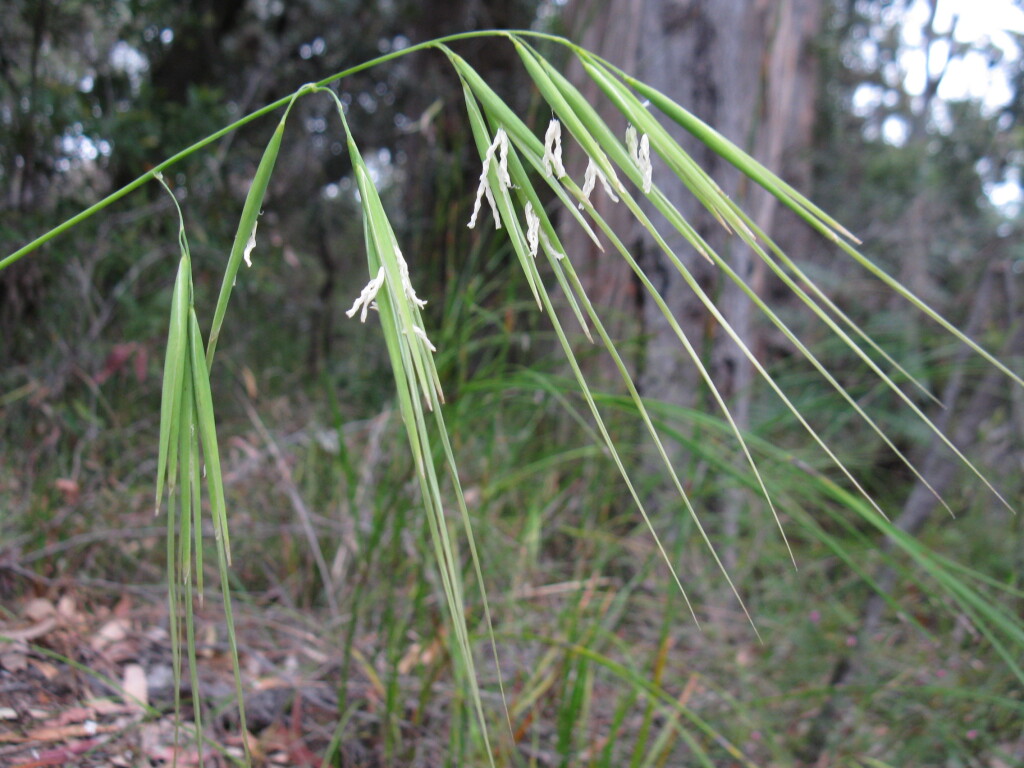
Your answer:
(507, 41), (783, 621)
(574, 50), (938, 406)
(327, 88), (500, 763)
(522, 631), (760, 768)
(569, 53), (965, 520)
(188, 383), (205, 604)
(571, 51), (1009, 515)
(154, 202), (191, 513)
(514, 212), (705, 628)
(177, 370), (205, 764)
(731, 218), (998, 513)
(516, 41), (897, 534)
(165, 465), (182, 758)
(188, 310), (231, 563)
(187, 307), (249, 760)
(429, 396), (514, 735)
(204, 78), (311, 365)
(605, 60), (1024, 393)
(449, 50), (774, 612)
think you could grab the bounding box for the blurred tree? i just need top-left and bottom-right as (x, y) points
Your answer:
(557, 0), (823, 410)
(555, 0), (823, 569)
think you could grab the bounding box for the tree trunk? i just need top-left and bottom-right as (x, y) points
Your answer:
(562, 0), (822, 400)
(563, 0), (823, 563)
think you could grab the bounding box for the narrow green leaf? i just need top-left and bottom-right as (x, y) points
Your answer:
(177, 384), (194, 587)
(176, 379), (204, 765)
(190, 310), (249, 761)
(206, 118), (285, 365)
(155, 255), (191, 512)
(188, 385), (205, 603)
(572, 50), (1004, 514)
(165, 469), (181, 750)
(153, 171), (193, 514)
(601, 55), (1024, 393)
(187, 309), (231, 564)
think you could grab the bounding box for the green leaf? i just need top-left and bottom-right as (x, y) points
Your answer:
(206, 118), (285, 365)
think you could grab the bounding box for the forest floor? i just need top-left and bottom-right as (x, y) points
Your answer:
(0, 589), (359, 767)
(3, 364), (1022, 767)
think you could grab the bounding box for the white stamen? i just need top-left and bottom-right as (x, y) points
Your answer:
(395, 247), (427, 309)
(627, 125), (653, 193)
(543, 119), (565, 178)
(345, 267), (385, 323)
(468, 129), (511, 229)
(494, 129), (511, 188)
(540, 230), (565, 260)
(638, 134), (652, 193)
(243, 221), (258, 267)
(626, 125), (638, 158)
(409, 324), (437, 352)
(525, 202), (540, 258)
(580, 158), (619, 207)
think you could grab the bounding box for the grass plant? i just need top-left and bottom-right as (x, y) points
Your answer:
(3, 30), (1022, 766)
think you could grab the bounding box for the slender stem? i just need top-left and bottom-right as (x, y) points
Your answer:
(0, 30), (576, 272)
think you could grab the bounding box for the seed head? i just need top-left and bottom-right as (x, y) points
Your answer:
(395, 248), (427, 309)
(409, 324), (437, 352)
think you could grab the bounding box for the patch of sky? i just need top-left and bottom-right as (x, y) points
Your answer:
(851, 0), (1024, 210)
(109, 40), (148, 95)
(299, 37), (325, 60)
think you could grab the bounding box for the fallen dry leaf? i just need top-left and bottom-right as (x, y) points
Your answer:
(122, 664), (148, 710)
(24, 599), (55, 622)
(0, 641), (29, 672)
(28, 658), (59, 680)
(9, 736), (108, 767)
(1, 618), (57, 643)
(56, 595), (78, 621)
(53, 478), (80, 505)
(91, 618), (128, 652)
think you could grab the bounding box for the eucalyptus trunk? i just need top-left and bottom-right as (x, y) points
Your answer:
(564, 0), (822, 565)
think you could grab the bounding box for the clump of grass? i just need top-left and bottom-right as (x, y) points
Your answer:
(4, 30), (1021, 766)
